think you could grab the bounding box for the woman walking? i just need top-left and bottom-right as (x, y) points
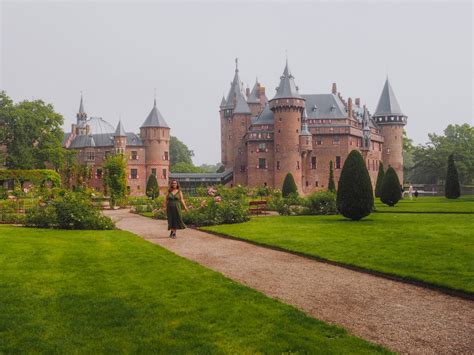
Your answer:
(163, 180), (188, 239)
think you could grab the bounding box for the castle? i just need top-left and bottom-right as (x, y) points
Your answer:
(219, 59), (407, 193)
(62, 95), (170, 195)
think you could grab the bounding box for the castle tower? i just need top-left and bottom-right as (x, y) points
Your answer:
(76, 92), (88, 136)
(299, 108), (313, 193)
(232, 91), (252, 185)
(372, 78), (407, 183)
(113, 120), (127, 154)
(140, 98), (170, 193)
(269, 59), (306, 192)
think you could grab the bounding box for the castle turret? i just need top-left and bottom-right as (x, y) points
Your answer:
(372, 78), (407, 183)
(140, 98), (170, 193)
(269, 59), (306, 192)
(232, 90), (252, 185)
(76, 92), (88, 135)
(113, 120), (127, 154)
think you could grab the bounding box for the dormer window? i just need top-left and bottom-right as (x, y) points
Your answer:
(312, 105), (318, 112)
(330, 104), (336, 111)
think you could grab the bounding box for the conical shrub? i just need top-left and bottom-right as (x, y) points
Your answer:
(445, 154), (460, 199)
(282, 173), (298, 197)
(146, 174), (159, 199)
(380, 167), (402, 206)
(336, 150), (374, 220)
(374, 161), (385, 198)
(328, 160), (336, 192)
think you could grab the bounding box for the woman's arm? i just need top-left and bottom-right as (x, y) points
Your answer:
(163, 193), (168, 210)
(179, 191), (188, 211)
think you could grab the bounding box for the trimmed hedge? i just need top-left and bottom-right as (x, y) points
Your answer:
(380, 167), (402, 206)
(282, 173), (298, 197)
(445, 154), (461, 199)
(374, 162), (385, 198)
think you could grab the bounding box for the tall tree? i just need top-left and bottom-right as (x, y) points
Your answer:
(146, 174), (160, 199)
(374, 161), (385, 198)
(380, 167), (402, 207)
(170, 136), (194, 167)
(103, 154), (127, 208)
(328, 160), (336, 192)
(282, 173), (298, 197)
(445, 154), (461, 199)
(0, 92), (64, 169)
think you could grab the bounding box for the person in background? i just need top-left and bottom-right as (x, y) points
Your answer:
(163, 179), (188, 239)
(408, 183), (414, 200)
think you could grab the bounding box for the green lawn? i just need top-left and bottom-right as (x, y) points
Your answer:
(374, 196), (474, 213)
(204, 213), (474, 294)
(0, 226), (388, 354)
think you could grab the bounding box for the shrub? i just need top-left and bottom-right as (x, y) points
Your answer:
(336, 150), (374, 220)
(182, 198), (249, 226)
(268, 193), (304, 216)
(103, 154), (127, 208)
(146, 174), (160, 199)
(25, 192), (115, 229)
(304, 190), (337, 215)
(445, 154), (461, 199)
(380, 167), (402, 207)
(328, 161), (336, 193)
(282, 173), (298, 197)
(374, 162), (385, 198)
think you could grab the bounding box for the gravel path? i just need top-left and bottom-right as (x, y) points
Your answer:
(105, 209), (474, 354)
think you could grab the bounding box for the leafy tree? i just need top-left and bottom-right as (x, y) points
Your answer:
(170, 136), (194, 167)
(380, 167), (402, 206)
(146, 174), (160, 199)
(282, 173), (297, 197)
(0, 92), (64, 169)
(103, 154), (127, 207)
(328, 160), (336, 192)
(374, 161), (385, 198)
(171, 162), (207, 173)
(445, 154), (461, 199)
(336, 150), (373, 220)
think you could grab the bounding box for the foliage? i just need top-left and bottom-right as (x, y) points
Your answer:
(0, 169), (61, 187)
(445, 154), (461, 199)
(374, 162), (385, 198)
(0, 91), (64, 169)
(304, 191), (337, 215)
(25, 191), (114, 229)
(103, 154), (127, 208)
(328, 161), (336, 193)
(374, 196), (474, 213)
(268, 193), (304, 216)
(380, 167), (402, 207)
(171, 162), (208, 173)
(282, 173), (298, 197)
(216, 164), (225, 173)
(407, 124), (474, 184)
(170, 136), (194, 167)
(336, 150), (374, 220)
(182, 198), (249, 226)
(146, 174), (159, 199)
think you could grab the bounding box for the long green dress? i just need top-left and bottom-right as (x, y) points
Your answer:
(166, 191), (186, 230)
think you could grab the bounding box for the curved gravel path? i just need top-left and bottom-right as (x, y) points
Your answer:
(105, 209), (474, 354)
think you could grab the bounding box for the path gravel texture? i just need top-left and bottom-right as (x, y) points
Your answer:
(104, 209), (474, 354)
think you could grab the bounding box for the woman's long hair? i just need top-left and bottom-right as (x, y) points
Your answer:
(168, 179), (180, 192)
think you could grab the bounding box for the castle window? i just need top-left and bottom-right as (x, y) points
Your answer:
(164, 151), (169, 161)
(276, 161), (280, 170)
(296, 161), (300, 170)
(258, 158), (266, 169)
(311, 156), (317, 169)
(258, 143), (266, 152)
(296, 129), (299, 133)
(306, 181), (309, 187)
(162, 169), (167, 179)
(86, 151), (95, 161)
(333, 136), (340, 145)
(131, 169), (138, 179)
(96, 169), (102, 179)
(131, 151), (138, 160)
(278, 129), (281, 133)
(104, 151), (111, 159)
(335, 156), (341, 169)
(152, 168), (157, 176)
(315, 181), (319, 187)
(316, 137), (322, 145)
(240, 165), (246, 172)
(276, 144), (280, 152)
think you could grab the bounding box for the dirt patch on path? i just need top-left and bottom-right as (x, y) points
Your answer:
(105, 209), (474, 354)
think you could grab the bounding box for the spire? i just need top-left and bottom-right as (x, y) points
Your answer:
(220, 95), (227, 108)
(224, 58), (245, 108)
(114, 120), (127, 137)
(247, 78), (261, 104)
(141, 97), (169, 128)
(272, 59), (302, 100)
(79, 91), (85, 114)
(300, 107), (311, 136)
(373, 77), (405, 116)
(76, 91), (87, 121)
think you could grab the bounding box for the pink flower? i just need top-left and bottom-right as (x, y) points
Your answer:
(215, 196), (222, 203)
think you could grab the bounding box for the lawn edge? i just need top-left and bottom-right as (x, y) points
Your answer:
(199, 227), (474, 301)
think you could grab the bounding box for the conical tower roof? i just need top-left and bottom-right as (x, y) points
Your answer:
(224, 58), (245, 108)
(141, 98), (169, 128)
(272, 59), (302, 100)
(247, 79), (261, 104)
(234, 92), (251, 114)
(79, 93), (85, 114)
(220, 95), (227, 108)
(374, 78), (405, 116)
(114, 120), (127, 137)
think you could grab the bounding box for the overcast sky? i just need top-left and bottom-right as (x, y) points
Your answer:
(1, 0), (472, 165)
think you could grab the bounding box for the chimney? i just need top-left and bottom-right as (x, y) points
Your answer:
(332, 83), (337, 94)
(71, 123), (76, 134)
(85, 124), (90, 135)
(355, 98), (360, 106)
(246, 87), (250, 97)
(348, 98), (353, 117)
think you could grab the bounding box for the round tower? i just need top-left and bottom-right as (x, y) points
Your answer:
(113, 120), (127, 154)
(269, 60), (306, 192)
(140, 98), (171, 194)
(372, 78), (407, 183)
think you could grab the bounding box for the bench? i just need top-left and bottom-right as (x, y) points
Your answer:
(249, 200), (267, 215)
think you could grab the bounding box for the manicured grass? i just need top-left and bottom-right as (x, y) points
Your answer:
(0, 226), (388, 354)
(375, 196), (474, 213)
(204, 213), (474, 294)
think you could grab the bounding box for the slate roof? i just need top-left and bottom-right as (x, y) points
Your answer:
(251, 104), (274, 125)
(247, 80), (261, 104)
(114, 120), (127, 136)
(224, 61), (245, 108)
(272, 60), (302, 100)
(66, 132), (143, 149)
(220, 96), (227, 108)
(234, 92), (251, 114)
(69, 134), (96, 148)
(302, 94), (347, 119)
(373, 78), (405, 116)
(78, 94), (85, 114)
(141, 99), (169, 128)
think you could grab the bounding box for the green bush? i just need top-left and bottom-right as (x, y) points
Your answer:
(268, 193), (304, 216)
(182, 198), (249, 226)
(380, 167), (402, 207)
(374, 162), (385, 198)
(304, 191), (337, 215)
(282, 173), (298, 197)
(26, 192), (115, 230)
(445, 154), (461, 199)
(103, 154), (127, 208)
(328, 161), (336, 193)
(146, 174), (160, 199)
(336, 150), (374, 220)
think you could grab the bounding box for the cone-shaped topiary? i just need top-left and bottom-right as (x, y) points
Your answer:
(380, 167), (402, 206)
(146, 174), (160, 199)
(374, 161), (385, 198)
(328, 160), (336, 192)
(282, 173), (298, 197)
(445, 154), (461, 199)
(336, 150), (374, 220)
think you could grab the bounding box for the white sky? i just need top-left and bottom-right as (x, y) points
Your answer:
(1, 0), (472, 165)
